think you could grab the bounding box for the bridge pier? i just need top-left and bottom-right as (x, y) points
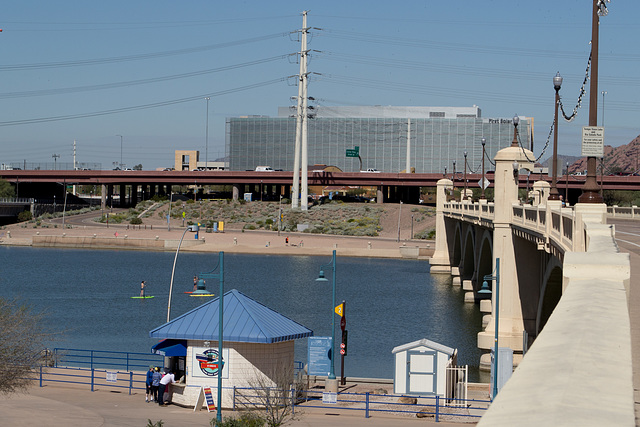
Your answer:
(429, 179), (453, 273)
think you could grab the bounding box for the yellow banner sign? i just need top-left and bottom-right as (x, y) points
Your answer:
(335, 303), (344, 317)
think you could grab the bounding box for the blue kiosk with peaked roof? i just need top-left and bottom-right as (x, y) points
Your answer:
(150, 289), (313, 408)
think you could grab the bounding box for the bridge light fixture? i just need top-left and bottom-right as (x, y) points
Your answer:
(511, 114), (519, 148)
(513, 161), (519, 179)
(463, 151), (468, 200)
(549, 72), (563, 200)
(481, 138), (487, 200)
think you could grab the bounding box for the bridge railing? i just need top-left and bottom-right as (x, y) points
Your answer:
(443, 201), (495, 223)
(607, 205), (640, 219)
(0, 197), (34, 204)
(447, 201), (579, 254)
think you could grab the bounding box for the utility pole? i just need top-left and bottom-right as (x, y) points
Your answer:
(52, 154), (60, 170)
(292, 11), (308, 210)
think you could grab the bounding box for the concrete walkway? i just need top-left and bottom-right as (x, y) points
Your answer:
(0, 384), (467, 426)
(610, 219), (640, 426)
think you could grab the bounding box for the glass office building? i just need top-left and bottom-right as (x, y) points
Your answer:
(226, 106), (532, 173)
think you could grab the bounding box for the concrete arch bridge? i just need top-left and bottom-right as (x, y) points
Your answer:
(429, 144), (634, 425)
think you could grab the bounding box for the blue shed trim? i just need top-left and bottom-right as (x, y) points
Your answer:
(149, 289), (313, 344)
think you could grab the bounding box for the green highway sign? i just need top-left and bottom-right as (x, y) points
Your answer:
(345, 146), (360, 158)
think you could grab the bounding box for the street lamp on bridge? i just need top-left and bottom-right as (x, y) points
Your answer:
(463, 151), (468, 201)
(549, 72), (563, 201)
(481, 138), (487, 200)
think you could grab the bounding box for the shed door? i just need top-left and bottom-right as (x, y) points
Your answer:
(407, 350), (437, 394)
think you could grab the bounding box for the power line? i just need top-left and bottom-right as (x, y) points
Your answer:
(0, 55), (292, 99)
(0, 32), (289, 71)
(0, 78), (287, 127)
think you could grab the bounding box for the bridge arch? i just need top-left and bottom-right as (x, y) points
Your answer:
(451, 222), (463, 269)
(537, 258), (563, 336)
(475, 229), (493, 292)
(461, 225), (476, 279)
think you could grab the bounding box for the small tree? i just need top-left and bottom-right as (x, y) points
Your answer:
(0, 178), (14, 198)
(0, 298), (53, 395)
(234, 360), (302, 427)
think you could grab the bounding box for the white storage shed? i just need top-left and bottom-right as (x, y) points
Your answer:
(392, 338), (456, 396)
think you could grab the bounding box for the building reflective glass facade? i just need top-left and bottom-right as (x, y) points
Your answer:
(226, 106), (532, 173)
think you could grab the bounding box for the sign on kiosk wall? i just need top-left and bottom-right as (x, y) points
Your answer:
(191, 346), (229, 379)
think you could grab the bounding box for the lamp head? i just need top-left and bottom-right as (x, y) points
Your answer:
(187, 224), (199, 232)
(316, 270), (329, 282)
(464, 151), (467, 158)
(478, 280), (492, 295)
(513, 114), (519, 127)
(553, 71), (563, 91)
(481, 137), (486, 147)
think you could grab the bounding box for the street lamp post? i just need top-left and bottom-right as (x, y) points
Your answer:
(510, 114), (519, 148)
(549, 72), (563, 200)
(316, 250), (338, 385)
(205, 97), (210, 170)
(481, 138), (486, 200)
(463, 151), (468, 201)
(167, 225), (199, 322)
(478, 258), (501, 399)
(199, 252), (225, 424)
(116, 135), (123, 169)
(566, 162), (570, 204)
(452, 160), (456, 196)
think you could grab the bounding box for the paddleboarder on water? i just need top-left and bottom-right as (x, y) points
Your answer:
(140, 280), (146, 297)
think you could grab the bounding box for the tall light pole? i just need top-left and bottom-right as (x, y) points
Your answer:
(452, 160), (456, 195)
(549, 72), (563, 200)
(478, 258), (501, 399)
(578, 0), (607, 203)
(566, 161), (570, 204)
(199, 252), (224, 424)
(52, 154), (60, 170)
(316, 250), (337, 384)
(205, 97), (210, 170)
(463, 151), (468, 201)
(481, 138), (487, 200)
(167, 225), (199, 322)
(116, 135), (123, 169)
(510, 114), (519, 148)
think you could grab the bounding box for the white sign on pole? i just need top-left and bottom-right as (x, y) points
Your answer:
(581, 126), (604, 158)
(478, 177), (490, 190)
(106, 371), (117, 383)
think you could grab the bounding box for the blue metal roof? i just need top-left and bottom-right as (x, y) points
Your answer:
(149, 289), (313, 344)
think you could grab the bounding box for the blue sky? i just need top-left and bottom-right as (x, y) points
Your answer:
(1, 1), (637, 170)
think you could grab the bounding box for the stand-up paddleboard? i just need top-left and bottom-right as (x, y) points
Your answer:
(131, 296), (155, 299)
(184, 291), (194, 294)
(190, 294), (215, 297)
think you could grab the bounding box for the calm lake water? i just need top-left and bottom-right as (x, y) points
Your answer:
(0, 246), (484, 381)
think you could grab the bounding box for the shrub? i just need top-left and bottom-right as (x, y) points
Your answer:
(17, 211), (33, 222)
(130, 217), (143, 225)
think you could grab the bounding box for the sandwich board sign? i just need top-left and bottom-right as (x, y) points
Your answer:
(194, 386), (216, 412)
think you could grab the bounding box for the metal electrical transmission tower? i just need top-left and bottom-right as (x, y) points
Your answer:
(292, 10), (309, 210)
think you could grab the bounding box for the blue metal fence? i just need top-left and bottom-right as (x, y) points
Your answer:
(231, 385), (490, 422)
(50, 348), (163, 371)
(36, 365), (147, 395)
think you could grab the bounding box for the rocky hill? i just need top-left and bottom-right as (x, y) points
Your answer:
(567, 134), (640, 175)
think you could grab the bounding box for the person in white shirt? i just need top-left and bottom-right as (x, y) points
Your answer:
(158, 369), (176, 406)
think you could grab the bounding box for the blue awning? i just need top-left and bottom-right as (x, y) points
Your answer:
(151, 339), (187, 357)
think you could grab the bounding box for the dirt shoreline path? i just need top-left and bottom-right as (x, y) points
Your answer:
(0, 217), (434, 259)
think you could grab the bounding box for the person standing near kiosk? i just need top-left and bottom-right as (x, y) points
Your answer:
(158, 369), (176, 406)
